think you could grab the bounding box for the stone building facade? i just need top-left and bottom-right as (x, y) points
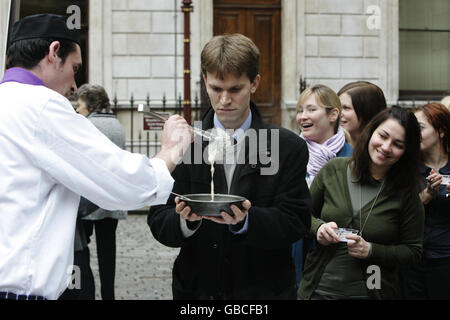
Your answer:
(1, 0), (448, 138)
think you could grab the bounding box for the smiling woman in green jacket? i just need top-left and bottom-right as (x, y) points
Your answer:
(298, 106), (425, 300)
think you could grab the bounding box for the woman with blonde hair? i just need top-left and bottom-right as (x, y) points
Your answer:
(293, 84), (353, 288)
(297, 84), (353, 186)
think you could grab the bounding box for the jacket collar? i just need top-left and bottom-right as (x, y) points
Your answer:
(199, 102), (270, 157)
(87, 111), (116, 119)
(201, 102), (274, 181)
(0, 67), (45, 86)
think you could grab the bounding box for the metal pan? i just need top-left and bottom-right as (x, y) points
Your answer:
(177, 193), (246, 217)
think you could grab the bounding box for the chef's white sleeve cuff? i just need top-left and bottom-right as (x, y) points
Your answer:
(149, 157), (175, 205)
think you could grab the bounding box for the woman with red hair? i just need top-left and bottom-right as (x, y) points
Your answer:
(401, 103), (450, 299)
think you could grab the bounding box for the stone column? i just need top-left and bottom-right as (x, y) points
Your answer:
(0, 0), (11, 79)
(281, 0), (305, 132)
(88, 0), (104, 86)
(191, 0), (213, 98)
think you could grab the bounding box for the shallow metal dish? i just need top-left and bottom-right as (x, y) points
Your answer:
(180, 193), (246, 217)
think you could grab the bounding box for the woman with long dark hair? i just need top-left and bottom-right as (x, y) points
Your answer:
(298, 106), (425, 300)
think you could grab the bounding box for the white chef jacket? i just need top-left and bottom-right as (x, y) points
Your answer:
(0, 80), (174, 299)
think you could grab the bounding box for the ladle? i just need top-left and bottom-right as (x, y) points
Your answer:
(137, 104), (214, 141)
(171, 192), (192, 201)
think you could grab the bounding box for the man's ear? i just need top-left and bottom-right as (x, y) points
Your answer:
(47, 41), (61, 64)
(250, 74), (261, 94)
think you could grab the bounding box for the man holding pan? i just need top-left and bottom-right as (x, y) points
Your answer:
(148, 33), (311, 300)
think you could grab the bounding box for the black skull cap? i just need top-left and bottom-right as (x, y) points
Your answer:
(9, 13), (80, 46)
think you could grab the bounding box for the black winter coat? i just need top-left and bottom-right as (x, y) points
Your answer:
(147, 104), (311, 299)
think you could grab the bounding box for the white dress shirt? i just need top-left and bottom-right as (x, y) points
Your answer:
(0, 76), (174, 299)
(179, 111), (252, 237)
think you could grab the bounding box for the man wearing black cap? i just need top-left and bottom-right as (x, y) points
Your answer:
(5, 13), (82, 97)
(0, 14), (192, 300)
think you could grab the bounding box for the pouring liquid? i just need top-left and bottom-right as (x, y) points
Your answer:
(210, 161), (215, 202)
(208, 137), (218, 202)
(207, 129), (233, 202)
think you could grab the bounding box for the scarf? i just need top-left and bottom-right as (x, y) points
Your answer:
(300, 126), (346, 183)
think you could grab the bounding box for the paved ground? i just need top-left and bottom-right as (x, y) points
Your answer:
(88, 213), (180, 300)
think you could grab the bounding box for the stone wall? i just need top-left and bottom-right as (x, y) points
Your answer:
(304, 0), (382, 94)
(281, 0), (398, 131)
(109, 0), (184, 102)
(0, 0), (399, 134)
(88, 0), (193, 104)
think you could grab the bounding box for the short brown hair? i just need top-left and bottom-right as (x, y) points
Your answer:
(201, 33), (260, 81)
(75, 84), (111, 113)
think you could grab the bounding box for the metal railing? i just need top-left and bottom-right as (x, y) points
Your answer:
(111, 92), (205, 157)
(393, 98), (443, 109)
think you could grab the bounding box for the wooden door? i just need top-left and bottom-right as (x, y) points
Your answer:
(213, 0), (281, 125)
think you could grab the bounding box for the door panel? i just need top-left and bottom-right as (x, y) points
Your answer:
(215, 0), (281, 7)
(248, 9), (281, 123)
(213, 1), (281, 125)
(213, 9), (245, 34)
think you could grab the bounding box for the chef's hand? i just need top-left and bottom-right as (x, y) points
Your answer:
(317, 222), (340, 246)
(346, 234), (371, 259)
(174, 197), (202, 222)
(204, 200), (251, 225)
(156, 115), (193, 172)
